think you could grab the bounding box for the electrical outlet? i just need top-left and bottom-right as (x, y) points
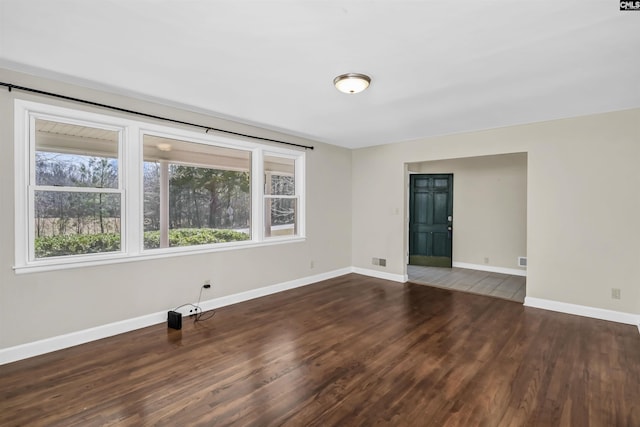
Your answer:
(484, 257), (489, 264)
(310, 260), (315, 269)
(611, 288), (621, 300)
(378, 258), (386, 267)
(203, 279), (211, 289)
(372, 257), (379, 266)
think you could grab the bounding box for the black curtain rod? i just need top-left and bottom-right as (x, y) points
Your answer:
(0, 81), (314, 150)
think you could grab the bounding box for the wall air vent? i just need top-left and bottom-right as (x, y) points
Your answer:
(518, 257), (527, 268)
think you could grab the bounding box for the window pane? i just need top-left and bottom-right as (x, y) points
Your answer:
(264, 156), (295, 195)
(143, 136), (251, 249)
(34, 191), (121, 258)
(269, 174), (295, 196)
(265, 197), (297, 237)
(35, 119), (119, 188)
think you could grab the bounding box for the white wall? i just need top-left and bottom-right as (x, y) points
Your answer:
(0, 68), (353, 349)
(408, 153), (527, 272)
(353, 109), (640, 315)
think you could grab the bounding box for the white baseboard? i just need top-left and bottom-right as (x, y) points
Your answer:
(196, 267), (352, 313)
(6, 267), (633, 365)
(0, 311), (167, 366)
(453, 262), (527, 277)
(524, 296), (640, 326)
(0, 267), (351, 365)
(351, 267), (407, 283)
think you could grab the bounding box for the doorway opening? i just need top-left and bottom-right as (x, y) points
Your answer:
(406, 153), (528, 302)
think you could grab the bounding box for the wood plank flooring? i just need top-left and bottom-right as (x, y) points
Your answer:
(1, 273), (639, 426)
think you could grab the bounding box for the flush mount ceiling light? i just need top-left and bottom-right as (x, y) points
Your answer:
(333, 73), (371, 94)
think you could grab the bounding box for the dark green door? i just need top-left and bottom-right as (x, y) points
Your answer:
(409, 174), (453, 267)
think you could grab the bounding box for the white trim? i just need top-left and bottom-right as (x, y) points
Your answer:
(0, 267), (351, 365)
(14, 101), (29, 269)
(0, 311), (166, 366)
(196, 267), (351, 314)
(13, 237), (307, 274)
(31, 185), (122, 194)
(453, 262), (527, 277)
(524, 297), (640, 326)
(5, 269), (635, 365)
(351, 267), (408, 283)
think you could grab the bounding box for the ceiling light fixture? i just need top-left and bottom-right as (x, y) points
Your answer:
(333, 73), (371, 94)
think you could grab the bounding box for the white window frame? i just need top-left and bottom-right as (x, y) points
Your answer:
(14, 100), (306, 274)
(136, 128), (256, 255)
(263, 151), (304, 240)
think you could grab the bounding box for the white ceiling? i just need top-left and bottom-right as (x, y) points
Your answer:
(1, 1), (638, 149)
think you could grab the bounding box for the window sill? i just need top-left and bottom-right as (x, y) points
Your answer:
(13, 237), (306, 275)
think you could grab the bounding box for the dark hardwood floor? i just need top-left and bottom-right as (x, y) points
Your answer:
(1, 274), (639, 426)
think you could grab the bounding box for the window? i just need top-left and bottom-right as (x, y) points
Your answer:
(32, 118), (123, 259)
(14, 101), (305, 272)
(142, 135), (251, 250)
(264, 155), (297, 238)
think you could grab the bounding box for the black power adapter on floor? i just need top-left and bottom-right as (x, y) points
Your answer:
(167, 310), (182, 330)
